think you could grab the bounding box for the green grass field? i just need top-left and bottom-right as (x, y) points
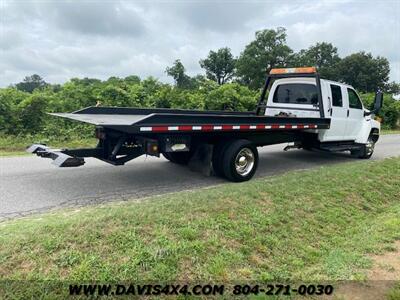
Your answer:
(0, 157), (399, 298)
(381, 129), (400, 135)
(0, 134), (96, 156)
(388, 283), (400, 300)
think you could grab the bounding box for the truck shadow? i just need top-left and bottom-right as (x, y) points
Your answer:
(256, 147), (354, 178)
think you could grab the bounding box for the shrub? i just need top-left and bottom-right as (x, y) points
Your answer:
(361, 93), (400, 129)
(204, 83), (258, 111)
(17, 94), (49, 134)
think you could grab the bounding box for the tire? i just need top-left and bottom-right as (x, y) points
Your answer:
(162, 152), (192, 165)
(221, 140), (258, 182)
(351, 135), (376, 159)
(212, 141), (231, 177)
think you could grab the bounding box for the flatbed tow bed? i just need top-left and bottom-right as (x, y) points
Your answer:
(50, 106), (330, 134)
(28, 67), (381, 182)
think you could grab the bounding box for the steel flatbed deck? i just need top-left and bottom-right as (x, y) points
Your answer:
(51, 106), (331, 134)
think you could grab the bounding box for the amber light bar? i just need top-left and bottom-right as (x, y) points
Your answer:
(269, 67), (317, 75)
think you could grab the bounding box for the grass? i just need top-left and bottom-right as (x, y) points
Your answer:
(0, 134), (96, 156)
(387, 282), (400, 300)
(0, 157), (399, 298)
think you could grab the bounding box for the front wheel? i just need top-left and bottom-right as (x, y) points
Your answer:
(221, 140), (258, 182)
(351, 136), (376, 159)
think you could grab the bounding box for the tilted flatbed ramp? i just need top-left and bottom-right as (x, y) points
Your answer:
(51, 106), (331, 134)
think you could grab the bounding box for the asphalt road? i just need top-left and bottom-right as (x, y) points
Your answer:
(1, 134), (399, 220)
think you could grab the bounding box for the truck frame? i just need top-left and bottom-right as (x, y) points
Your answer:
(28, 67), (383, 182)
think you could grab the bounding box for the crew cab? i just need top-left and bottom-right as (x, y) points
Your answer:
(27, 67), (383, 182)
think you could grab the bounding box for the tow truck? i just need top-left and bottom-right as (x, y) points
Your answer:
(27, 67), (383, 182)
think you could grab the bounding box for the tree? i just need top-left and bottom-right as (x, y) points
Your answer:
(385, 81), (400, 95)
(18, 94), (49, 133)
(291, 42), (341, 80)
(236, 27), (293, 89)
(0, 88), (28, 134)
(15, 74), (48, 93)
(165, 59), (194, 89)
(199, 47), (236, 85)
(337, 52), (390, 92)
(124, 75), (141, 85)
(100, 85), (131, 107)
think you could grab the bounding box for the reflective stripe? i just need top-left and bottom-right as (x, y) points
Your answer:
(139, 124), (322, 132)
(179, 126), (192, 131)
(152, 126), (168, 132)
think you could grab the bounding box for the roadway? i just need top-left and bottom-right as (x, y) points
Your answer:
(1, 134), (399, 220)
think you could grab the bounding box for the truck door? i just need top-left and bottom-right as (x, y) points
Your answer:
(345, 88), (364, 140)
(322, 84), (347, 141)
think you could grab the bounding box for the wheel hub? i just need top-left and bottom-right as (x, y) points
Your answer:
(366, 139), (375, 156)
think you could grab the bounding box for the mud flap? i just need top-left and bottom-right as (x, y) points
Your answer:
(188, 144), (213, 176)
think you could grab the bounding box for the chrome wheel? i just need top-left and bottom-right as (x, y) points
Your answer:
(235, 148), (255, 176)
(366, 138), (375, 156)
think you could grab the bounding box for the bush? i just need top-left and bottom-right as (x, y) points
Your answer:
(204, 83), (258, 111)
(0, 77), (399, 143)
(0, 88), (29, 134)
(17, 94), (49, 134)
(360, 93), (400, 129)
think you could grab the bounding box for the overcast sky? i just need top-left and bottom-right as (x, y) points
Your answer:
(1, 0), (399, 87)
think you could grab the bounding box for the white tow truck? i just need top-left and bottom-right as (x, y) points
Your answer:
(28, 67), (383, 182)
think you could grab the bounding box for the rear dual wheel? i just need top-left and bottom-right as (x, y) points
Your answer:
(213, 140), (258, 182)
(212, 141), (231, 177)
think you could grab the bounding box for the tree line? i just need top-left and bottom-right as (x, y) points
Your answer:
(0, 27), (399, 139)
(168, 28), (398, 93)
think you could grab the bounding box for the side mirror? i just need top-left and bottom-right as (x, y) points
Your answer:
(364, 91), (383, 116)
(373, 91), (383, 113)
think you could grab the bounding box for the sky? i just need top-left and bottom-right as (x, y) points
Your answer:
(1, 0), (399, 87)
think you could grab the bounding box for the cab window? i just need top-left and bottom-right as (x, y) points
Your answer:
(330, 84), (343, 107)
(273, 84), (318, 105)
(347, 88), (363, 109)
